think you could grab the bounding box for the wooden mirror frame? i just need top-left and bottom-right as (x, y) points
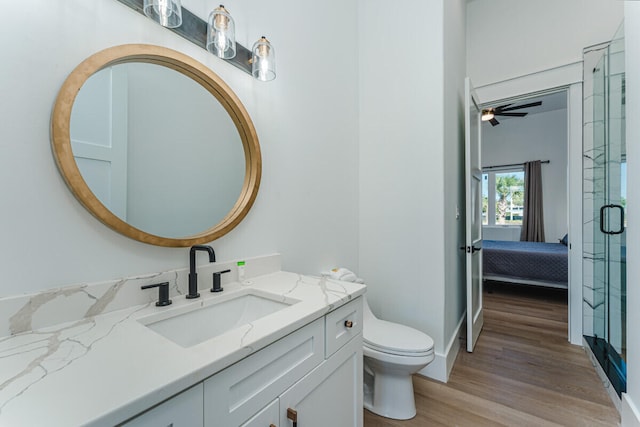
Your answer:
(51, 44), (261, 247)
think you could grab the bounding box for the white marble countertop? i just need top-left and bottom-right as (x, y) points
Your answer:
(0, 271), (366, 426)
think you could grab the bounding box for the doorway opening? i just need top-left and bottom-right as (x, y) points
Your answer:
(479, 88), (571, 337)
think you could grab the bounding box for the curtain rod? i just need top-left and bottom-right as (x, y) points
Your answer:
(483, 160), (550, 170)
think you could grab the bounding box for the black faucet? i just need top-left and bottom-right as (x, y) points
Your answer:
(187, 245), (216, 299)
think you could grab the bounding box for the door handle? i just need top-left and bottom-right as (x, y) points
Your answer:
(600, 204), (625, 235)
(461, 246), (482, 253)
(472, 246), (482, 253)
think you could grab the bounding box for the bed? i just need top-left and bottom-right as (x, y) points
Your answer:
(482, 239), (568, 289)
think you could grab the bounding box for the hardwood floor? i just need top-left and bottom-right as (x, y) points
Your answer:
(364, 283), (620, 426)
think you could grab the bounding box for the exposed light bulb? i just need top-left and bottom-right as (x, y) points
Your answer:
(215, 32), (228, 53)
(207, 5), (236, 59)
(252, 37), (276, 82)
(154, 0), (172, 17)
(143, 0), (182, 28)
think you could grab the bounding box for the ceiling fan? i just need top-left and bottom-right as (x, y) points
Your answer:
(481, 100), (542, 126)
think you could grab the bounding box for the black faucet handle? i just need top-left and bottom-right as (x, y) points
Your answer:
(211, 269), (231, 293)
(141, 282), (172, 306)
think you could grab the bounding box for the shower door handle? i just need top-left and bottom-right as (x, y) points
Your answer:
(599, 204), (625, 235)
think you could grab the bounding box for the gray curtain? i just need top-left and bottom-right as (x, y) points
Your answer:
(520, 160), (545, 242)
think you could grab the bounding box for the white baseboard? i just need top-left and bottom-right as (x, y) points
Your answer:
(623, 394), (640, 427)
(418, 315), (464, 383)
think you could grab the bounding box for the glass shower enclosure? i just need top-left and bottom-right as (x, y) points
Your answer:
(582, 23), (626, 397)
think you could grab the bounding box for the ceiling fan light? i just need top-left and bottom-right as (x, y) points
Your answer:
(481, 110), (494, 121)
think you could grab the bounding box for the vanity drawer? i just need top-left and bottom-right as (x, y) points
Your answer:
(325, 297), (363, 358)
(203, 318), (324, 427)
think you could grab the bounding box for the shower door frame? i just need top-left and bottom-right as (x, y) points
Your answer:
(582, 32), (627, 398)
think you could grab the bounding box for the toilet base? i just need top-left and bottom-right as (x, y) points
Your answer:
(363, 360), (417, 420)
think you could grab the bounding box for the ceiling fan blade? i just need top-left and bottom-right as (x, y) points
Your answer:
(494, 112), (528, 117)
(489, 118), (500, 126)
(496, 101), (542, 112)
(494, 103), (513, 110)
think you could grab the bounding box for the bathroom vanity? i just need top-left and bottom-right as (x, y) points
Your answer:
(0, 255), (365, 426)
(0, 41), (369, 426)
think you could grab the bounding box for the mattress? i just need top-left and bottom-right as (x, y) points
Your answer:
(482, 239), (568, 287)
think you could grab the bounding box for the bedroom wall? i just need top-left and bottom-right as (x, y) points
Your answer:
(0, 0), (359, 296)
(482, 108), (568, 243)
(467, 0), (624, 88)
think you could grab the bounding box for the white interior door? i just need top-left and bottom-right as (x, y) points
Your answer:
(465, 77), (484, 352)
(70, 66), (128, 219)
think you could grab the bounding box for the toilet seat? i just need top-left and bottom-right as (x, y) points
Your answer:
(364, 317), (434, 357)
(365, 341), (434, 357)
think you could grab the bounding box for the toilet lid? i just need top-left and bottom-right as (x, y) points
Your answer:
(363, 318), (434, 356)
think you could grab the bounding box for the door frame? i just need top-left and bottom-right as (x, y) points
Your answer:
(475, 74), (583, 345)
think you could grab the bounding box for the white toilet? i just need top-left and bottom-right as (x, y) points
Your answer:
(362, 297), (435, 420)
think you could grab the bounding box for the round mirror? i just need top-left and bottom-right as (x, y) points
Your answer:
(51, 44), (261, 247)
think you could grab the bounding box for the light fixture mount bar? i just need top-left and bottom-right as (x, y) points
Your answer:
(115, 0), (252, 76)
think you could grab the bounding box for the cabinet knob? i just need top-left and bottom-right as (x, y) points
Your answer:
(344, 320), (353, 328)
(269, 424), (276, 427)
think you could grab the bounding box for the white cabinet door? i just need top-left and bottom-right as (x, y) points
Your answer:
(279, 335), (363, 427)
(122, 384), (203, 427)
(204, 318), (324, 426)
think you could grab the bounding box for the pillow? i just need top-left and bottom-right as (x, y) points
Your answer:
(560, 234), (568, 246)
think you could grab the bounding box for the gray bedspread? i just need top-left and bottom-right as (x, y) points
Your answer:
(483, 240), (568, 285)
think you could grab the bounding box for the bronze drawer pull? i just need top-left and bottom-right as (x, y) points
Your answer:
(344, 320), (353, 328)
(287, 408), (298, 426)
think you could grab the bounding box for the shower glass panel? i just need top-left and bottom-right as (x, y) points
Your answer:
(582, 22), (626, 397)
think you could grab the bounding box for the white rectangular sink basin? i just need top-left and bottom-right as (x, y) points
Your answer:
(139, 290), (297, 348)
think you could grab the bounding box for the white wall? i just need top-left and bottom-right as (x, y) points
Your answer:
(623, 3), (640, 425)
(358, 0), (445, 342)
(0, 0), (359, 296)
(482, 108), (568, 242)
(359, 0), (467, 381)
(467, 0), (624, 88)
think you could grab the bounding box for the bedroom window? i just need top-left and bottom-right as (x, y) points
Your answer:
(482, 169), (525, 226)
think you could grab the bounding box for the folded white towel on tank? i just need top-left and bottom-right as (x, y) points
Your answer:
(321, 267), (365, 284)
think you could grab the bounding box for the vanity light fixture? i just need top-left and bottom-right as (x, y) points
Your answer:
(481, 109), (494, 121)
(143, 0), (183, 28)
(207, 5), (236, 59)
(251, 36), (276, 81)
(117, 0), (276, 81)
